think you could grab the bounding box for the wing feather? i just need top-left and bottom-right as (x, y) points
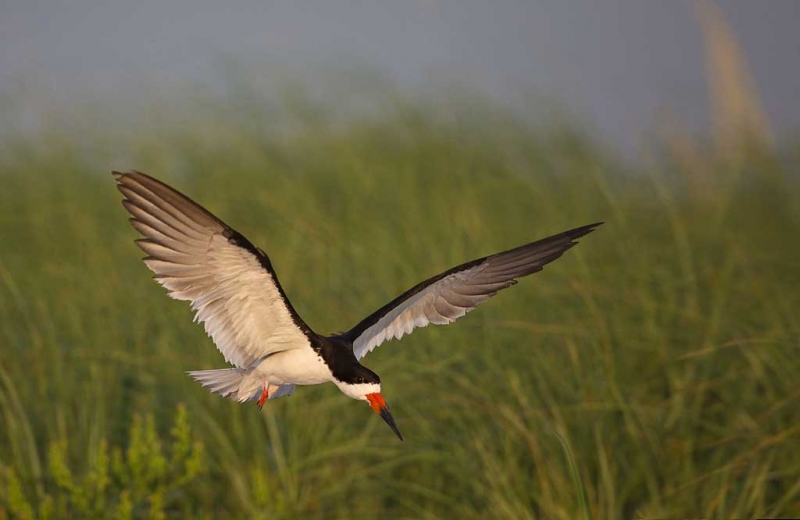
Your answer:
(344, 223), (602, 360)
(115, 170), (312, 368)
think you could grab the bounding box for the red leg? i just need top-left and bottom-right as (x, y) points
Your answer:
(257, 381), (270, 409)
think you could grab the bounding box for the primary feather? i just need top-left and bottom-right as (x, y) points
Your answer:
(114, 171), (311, 369)
(341, 223), (602, 360)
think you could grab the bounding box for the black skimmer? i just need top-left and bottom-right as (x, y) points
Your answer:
(114, 171), (601, 441)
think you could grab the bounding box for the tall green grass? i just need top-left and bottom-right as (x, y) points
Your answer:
(0, 101), (798, 518)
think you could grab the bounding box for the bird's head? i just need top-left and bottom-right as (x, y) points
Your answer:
(334, 367), (403, 441)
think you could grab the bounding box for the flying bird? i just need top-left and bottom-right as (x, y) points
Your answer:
(114, 171), (601, 441)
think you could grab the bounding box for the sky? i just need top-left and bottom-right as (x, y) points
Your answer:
(1, 0), (798, 154)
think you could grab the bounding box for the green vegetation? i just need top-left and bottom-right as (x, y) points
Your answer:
(0, 97), (798, 518)
(2, 405), (202, 519)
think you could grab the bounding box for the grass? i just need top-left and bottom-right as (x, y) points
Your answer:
(0, 98), (798, 519)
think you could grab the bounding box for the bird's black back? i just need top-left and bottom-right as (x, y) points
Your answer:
(311, 334), (380, 384)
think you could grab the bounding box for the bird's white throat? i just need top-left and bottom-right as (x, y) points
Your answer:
(336, 381), (381, 400)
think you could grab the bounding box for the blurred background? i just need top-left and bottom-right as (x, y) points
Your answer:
(1, 1), (799, 518)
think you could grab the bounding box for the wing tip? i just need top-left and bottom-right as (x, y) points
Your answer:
(113, 170), (147, 200)
(112, 170), (143, 184)
(565, 221), (604, 241)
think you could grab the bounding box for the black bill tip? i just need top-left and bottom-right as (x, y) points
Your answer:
(380, 406), (404, 441)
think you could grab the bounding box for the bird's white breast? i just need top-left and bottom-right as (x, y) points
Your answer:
(255, 348), (334, 386)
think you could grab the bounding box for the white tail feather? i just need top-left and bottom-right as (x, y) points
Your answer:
(186, 368), (296, 402)
(187, 368), (254, 402)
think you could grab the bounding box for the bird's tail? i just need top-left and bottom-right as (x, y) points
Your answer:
(187, 368), (256, 402)
(186, 368), (297, 403)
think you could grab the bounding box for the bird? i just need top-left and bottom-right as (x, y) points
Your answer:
(113, 170), (601, 441)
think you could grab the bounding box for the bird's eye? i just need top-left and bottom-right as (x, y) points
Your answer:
(357, 377), (364, 384)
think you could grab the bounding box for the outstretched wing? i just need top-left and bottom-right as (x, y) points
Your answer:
(114, 170), (312, 368)
(342, 223), (602, 360)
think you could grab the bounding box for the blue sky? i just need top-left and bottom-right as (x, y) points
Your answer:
(2, 0), (798, 153)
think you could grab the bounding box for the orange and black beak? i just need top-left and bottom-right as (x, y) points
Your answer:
(366, 393), (403, 441)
